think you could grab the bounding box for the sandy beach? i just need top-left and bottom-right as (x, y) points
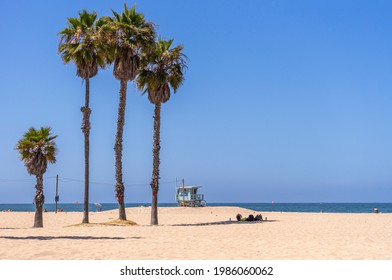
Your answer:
(0, 206), (391, 260)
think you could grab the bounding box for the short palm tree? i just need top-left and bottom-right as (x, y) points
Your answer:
(104, 4), (155, 220)
(137, 39), (187, 225)
(16, 127), (57, 227)
(58, 10), (110, 223)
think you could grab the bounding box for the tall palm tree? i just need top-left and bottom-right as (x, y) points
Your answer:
(16, 127), (57, 227)
(58, 10), (110, 223)
(137, 39), (187, 225)
(104, 4), (155, 220)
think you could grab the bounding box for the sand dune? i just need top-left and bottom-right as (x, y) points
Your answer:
(0, 206), (391, 260)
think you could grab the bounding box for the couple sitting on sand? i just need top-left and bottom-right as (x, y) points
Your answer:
(236, 213), (263, 222)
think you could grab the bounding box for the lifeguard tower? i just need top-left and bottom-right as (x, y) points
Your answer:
(176, 182), (206, 207)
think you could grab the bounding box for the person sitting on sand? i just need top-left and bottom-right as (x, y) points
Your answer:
(236, 213), (263, 221)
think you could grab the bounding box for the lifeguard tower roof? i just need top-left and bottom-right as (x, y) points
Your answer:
(176, 185), (202, 190)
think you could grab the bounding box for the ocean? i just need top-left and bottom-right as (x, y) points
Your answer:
(1, 202), (391, 213)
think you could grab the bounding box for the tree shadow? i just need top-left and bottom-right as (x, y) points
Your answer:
(0, 235), (142, 241)
(0, 228), (29, 230)
(171, 220), (278, 227)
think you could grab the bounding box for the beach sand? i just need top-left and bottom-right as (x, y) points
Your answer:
(0, 206), (391, 260)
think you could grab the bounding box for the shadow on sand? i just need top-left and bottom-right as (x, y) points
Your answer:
(0, 228), (29, 230)
(171, 220), (278, 227)
(0, 235), (142, 241)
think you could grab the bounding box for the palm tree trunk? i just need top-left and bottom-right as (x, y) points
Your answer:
(33, 174), (44, 227)
(115, 78), (127, 220)
(150, 103), (161, 225)
(81, 78), (91, 224)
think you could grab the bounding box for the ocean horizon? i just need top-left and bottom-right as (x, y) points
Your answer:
(1, 202), (391, 213)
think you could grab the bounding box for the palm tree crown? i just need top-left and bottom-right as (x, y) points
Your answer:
(58, 9), (109, 79)
(16, 127), (57, 176)
(105, 4), (156, 81)
(137, 38), (187, 104)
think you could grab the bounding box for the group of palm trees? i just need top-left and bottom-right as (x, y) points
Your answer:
(15, 4), (187, 228)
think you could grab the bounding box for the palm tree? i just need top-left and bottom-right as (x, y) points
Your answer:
(104, 4), (155, 220)
(58, 10), (110, 223)
(16, 127), (57, 227)
(137, 39), (187, 225)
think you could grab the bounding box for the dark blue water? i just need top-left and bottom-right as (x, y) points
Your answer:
(1, 203), (391, 213)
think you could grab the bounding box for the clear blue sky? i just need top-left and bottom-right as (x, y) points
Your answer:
(0, 0), (391, 203)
